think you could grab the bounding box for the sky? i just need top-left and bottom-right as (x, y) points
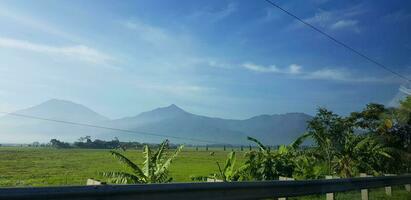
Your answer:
(0, 0), (410, 119)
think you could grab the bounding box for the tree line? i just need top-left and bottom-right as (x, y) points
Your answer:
(49, 137), (179, 150)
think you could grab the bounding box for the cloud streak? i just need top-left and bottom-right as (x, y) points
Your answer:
(242, 62), (393, 83)
(243, 63), (302, 74)
(0, 5), (83, 43)
(0, 37), (113, 64)
(189, 2), (237, 23)
(289, 5), (365, 33)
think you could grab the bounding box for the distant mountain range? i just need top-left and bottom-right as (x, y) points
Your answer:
(0, 99), (312, 145)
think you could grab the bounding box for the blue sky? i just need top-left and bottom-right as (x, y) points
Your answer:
(0, 0), (410, 119)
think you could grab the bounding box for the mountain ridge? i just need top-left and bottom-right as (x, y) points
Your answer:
(0, 99), (312, 145)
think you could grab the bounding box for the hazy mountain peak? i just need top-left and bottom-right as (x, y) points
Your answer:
(13, 99), (109, 122)
(137, 104), (187, 117)
(39, 99), (82, 107)
(164, 104), (185, 111)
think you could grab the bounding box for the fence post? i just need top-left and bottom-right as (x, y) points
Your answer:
(326, 176), (339, 200)
(86, 178), (106, 185)
(360, 173), (371, 200)
(384, 174), (396, 196)
(278, 176), (294, 200)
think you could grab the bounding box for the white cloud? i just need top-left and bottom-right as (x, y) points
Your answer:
(304, 68), (350, 81)
(290, 5), (364, 33)
(0, 37), (113, 64)
(243, 63), (279, 73)
(330, 20), (359, 31)
(242, 62), (394, 83)
(243, 63), (302, 74)
(288, 64), (302, 74)
(134, 81), (212, 96)
(189, 3), (237, 22)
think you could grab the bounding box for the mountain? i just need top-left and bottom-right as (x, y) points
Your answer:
(0, 99), (109, 143)
(14, 99), (108, 122)
(105, 105), (312, 145)
(0, 100), (312, 145)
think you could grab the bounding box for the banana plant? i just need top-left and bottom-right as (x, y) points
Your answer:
(191, 151), (239, 182)
(216, 151), (238, 181)
(237, 136), (298, 180)
(101, 140), (183, 184)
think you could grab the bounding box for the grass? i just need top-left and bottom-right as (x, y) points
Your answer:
(0, 147), (246, 186)
(0, 147), (410, 200)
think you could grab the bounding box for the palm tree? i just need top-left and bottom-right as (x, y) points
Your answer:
(101, 140), (183, 184)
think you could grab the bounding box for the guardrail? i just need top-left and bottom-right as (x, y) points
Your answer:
(0, 175), (410, 200)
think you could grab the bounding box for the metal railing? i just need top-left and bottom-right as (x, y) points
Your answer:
(0, 175), (410, 200)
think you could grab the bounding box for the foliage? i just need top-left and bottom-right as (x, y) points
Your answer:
(215, 151), (238, 181)
(191, 151), (240, 182)
(49, 139), (71, 148)
(73, 137), (143, 150)
(236, 137), (298, 181)
(101, 140), (183, 184)
(297, 106), (396, 178)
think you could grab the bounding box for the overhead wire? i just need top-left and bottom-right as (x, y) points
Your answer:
(263, 0), (410, 82)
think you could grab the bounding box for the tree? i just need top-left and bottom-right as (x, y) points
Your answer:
(301, 108), (352, 174)
(296, 107), (393, 177)
(101, 140), (183, 184)
(349, 103), (388, 134)
(50, 139), (70, 148)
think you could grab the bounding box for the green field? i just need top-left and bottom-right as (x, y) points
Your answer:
(0, 147), (410, 200)
(0, 147), (246, 186)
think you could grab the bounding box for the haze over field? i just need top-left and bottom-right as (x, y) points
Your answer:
(0, 99), (311, 144)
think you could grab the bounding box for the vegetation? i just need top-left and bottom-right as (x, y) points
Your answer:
(1, 97), (411, 200)
(191, 151), (239, 182)
(191, 97), (411, 181)
(0, 147), (245, 186)
(101, 140), (183, 184)
(50, 139), (71, 149)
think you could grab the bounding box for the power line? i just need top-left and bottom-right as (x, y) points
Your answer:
(263, 0), (410, 82)
(0, 111), (228, 145)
